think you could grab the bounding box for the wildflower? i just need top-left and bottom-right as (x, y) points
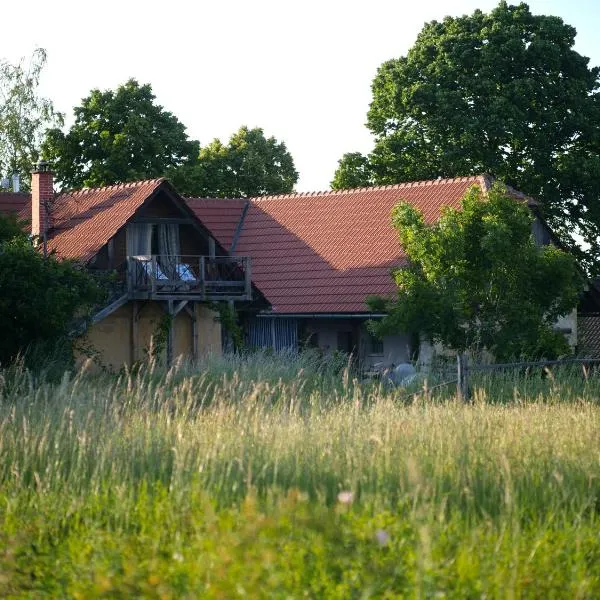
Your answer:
(172, 552), (184, 562)
(375, 529), (390, 547)
(337, 491), (354, 504)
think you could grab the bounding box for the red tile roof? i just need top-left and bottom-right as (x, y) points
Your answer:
(47, 179), (164, 260)
(0, 192), (31, 221)
(187, 176), (490, 314)
(578, 314), (600, 357)
(1, 175), (494, 314)
(0, 180), (165, 261)
(185, 198), (247, 249)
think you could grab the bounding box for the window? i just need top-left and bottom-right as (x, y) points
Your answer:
(368, 334), (384, 355)
(337, 331), (355, 353)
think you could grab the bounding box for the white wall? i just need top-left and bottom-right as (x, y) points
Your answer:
(300, 318), (412, 370)
(360, 332), (411, 370)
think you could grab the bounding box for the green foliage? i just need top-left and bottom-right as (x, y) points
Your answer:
(1, 360), (600, 595)
(368, 183), (582, 360)
(334, 2), (600, 269)
(42, 79), (199, 189)
(0, 48), (63, 188)
(0, 227), (103, 364)
(169, 126), (298, 198)
(0, 212), (26, 243)
(330, 151), (373, 189)
(211, 302), (245, 351)
(144, 313), (173, 361)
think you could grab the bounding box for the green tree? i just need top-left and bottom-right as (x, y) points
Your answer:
(0, 48), (63, 190)
(169, 126), (298, 198)
(333, 2), (600, 269)
(0, 216), (102, 364)
(42, 79), (199, 189)
(0, 212), (25, 243)
(330, 152), (373, 190)
(368, 183), (582, 361)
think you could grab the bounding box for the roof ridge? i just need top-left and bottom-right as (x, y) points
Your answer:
(185, 196), (247, 202)
(59, 177), (165, 198)
(250, 175), (484, 202)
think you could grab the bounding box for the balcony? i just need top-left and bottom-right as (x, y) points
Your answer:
(126, 255), (252, 301)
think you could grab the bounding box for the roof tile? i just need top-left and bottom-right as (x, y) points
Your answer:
(187, 176), (488, 313)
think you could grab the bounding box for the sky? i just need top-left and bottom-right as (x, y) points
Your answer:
(2, 0), (600, 191)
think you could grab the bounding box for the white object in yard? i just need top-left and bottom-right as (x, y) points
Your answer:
(388, 363), (417, 387)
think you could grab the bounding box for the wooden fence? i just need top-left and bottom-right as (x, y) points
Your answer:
(455, 354), (600, 401)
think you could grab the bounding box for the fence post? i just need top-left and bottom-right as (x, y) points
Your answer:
(457, 352), (470, 402)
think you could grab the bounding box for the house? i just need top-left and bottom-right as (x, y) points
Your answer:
(0, 163), (266, 370)
(187, 175), (580, 369)
(0, 169), (586, 370)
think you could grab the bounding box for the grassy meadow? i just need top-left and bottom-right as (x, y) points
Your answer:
(1, 353), (600, 598)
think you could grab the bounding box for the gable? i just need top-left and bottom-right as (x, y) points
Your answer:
(46, 179), (165, 261)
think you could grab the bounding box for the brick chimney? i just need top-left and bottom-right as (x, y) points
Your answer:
(31, 161), (54, 239)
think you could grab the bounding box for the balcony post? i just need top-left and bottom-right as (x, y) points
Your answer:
(151, 256), (157, 294)
(199, 256), (206, 299)
(166, 300), (174, 367)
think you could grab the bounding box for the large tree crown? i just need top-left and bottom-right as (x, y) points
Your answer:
(42, 79), (199, 190)
(333, 1), (600, 271)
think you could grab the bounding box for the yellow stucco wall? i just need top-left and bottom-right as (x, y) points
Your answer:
(77, 304), (132, 371)
(196, 305), (222, 357)
(136, 302), (166, 362)
(76, 301), (222, 372)
(173, 309), (193, 360)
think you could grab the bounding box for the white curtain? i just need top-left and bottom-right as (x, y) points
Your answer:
(126, 223), (152, 257)
(158, 224), (181, 278)
(158, 224), (180, 258)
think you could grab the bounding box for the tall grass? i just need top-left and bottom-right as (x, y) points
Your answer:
(1, 354), (600, 597)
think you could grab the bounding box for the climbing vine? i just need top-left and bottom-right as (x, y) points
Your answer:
(210, 302), (244, 352)
(146, 313), (172, 359)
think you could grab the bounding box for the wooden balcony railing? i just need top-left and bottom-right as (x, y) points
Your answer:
(126, 255), (252, 301)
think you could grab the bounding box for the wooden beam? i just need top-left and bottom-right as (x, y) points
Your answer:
(230, 199), (250, 254)
(173, 300), (188, 316)
(204, 281), (247, 288)
(209, 237), (216, 259)
(91, 294), (129, 324)
(129, 292), (251, 302)
(206, 295), (253, 302)
(166, 300), (174, 367)
(199, 256), (206, 297)
(189, 303), (198, 361)
(131, 301), (140, 364)
(107, 238), (115, 269)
